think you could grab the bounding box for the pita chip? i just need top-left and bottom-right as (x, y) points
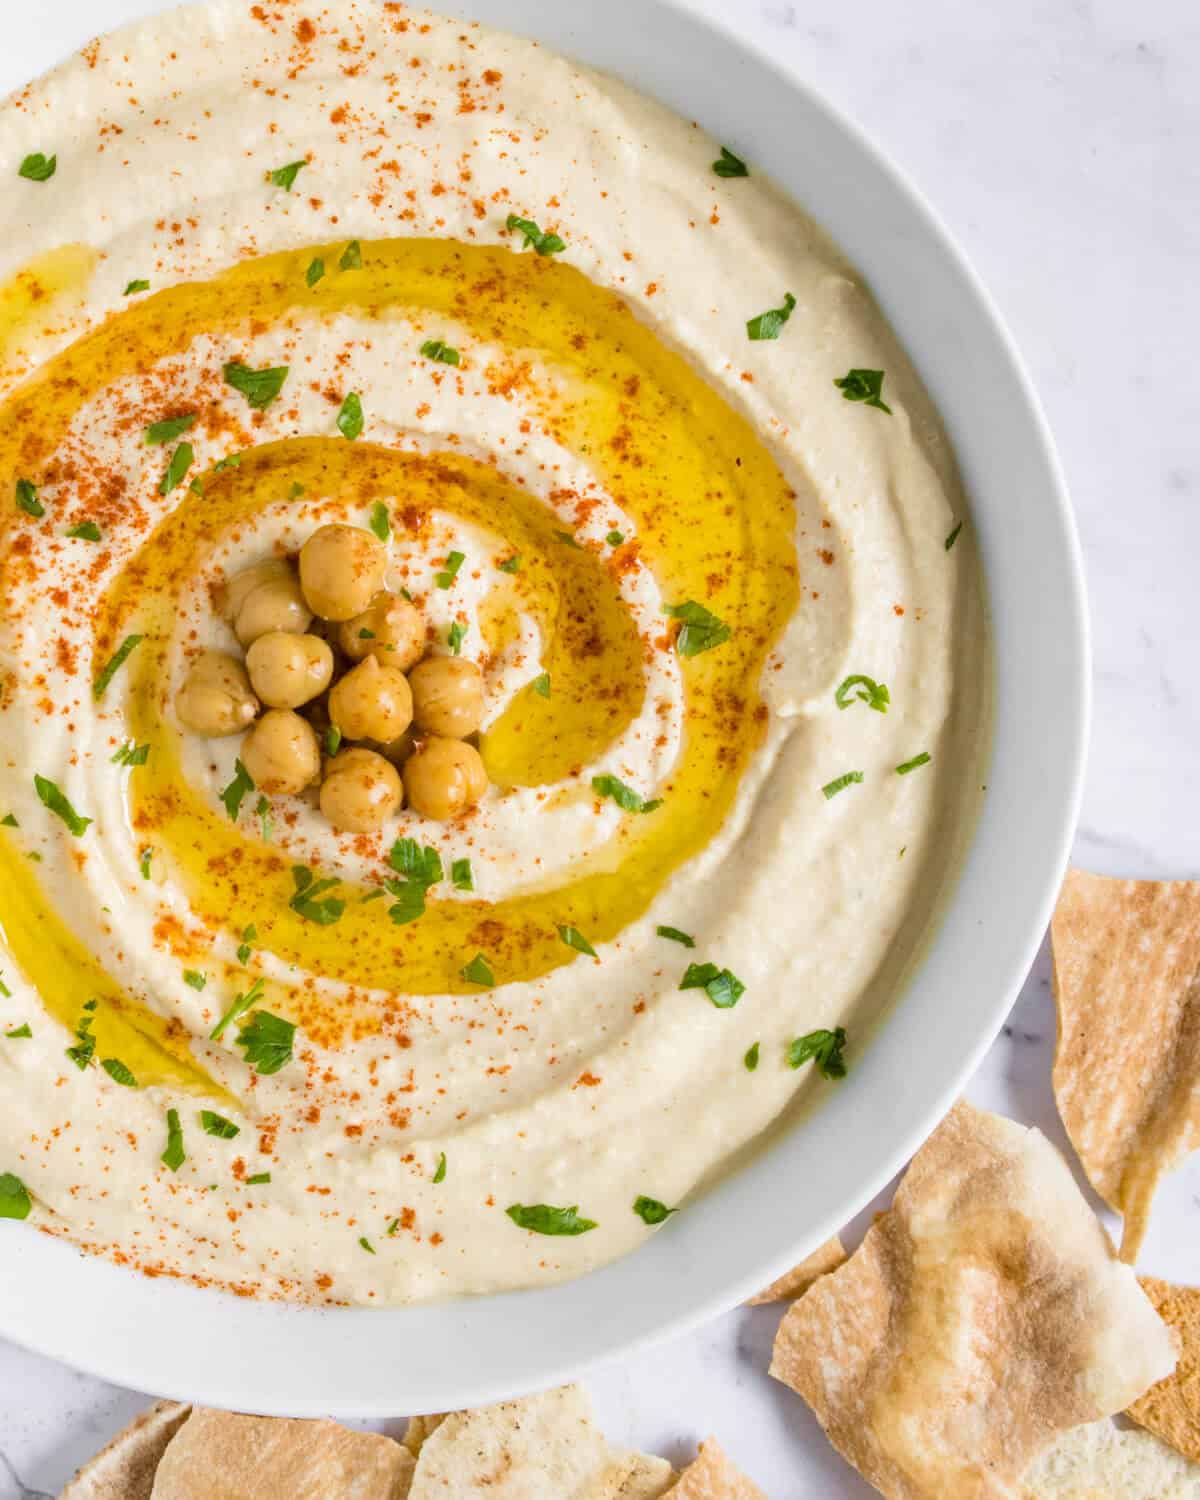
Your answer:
(149, 1409), (414, 1499)
(668, 1438), (766, 1499)
(769, 1101), (1175, 1500)
(746, 1235), (847, 1305)
(408, 1385), (672, 1499)
(1128, 1277), (1200, 1463)
(401, 1414), (445, 1459)
(1051, 868), (1200, 1261)
(1023, 1418), (1200, 1498)
(60, 1403), (190, 1500)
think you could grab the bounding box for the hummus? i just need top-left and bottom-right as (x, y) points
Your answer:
(0, 0), (987, 1303)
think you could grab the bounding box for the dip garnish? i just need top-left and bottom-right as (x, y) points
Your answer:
(183, 970), (207, 991)
(223, 361), (289, 410)
(680, 962), (745, 1009)
(821, 771), (864, 800)
(359, 1236), (376, 1254)
(498, 553), (522, 573)
(834, 367), (892, 414)
(15, 479), (43, 517)
(161, 1108), (185, 1170)
(159, 441), (194, 495)
(592, 774), (663, 814)
(532, 672), (551, 698)
(632, 1195), (676, 1225)
(67, 521), (102, 541)
(835, 675), (890, 713)
(209, 978), (265, 1042)
(747, 292), (796, 341)
(368, 500), (390, 542)
(236, 1009), (296, 1075)
(18, 153), (55, 182)
(663, 600), (731, 657)
(656, 926), (695, 947)
(505, 213), (566, 257)
(0, 1173), (32, 1220)
(433, 1152), (447, 1184)
(139, 848), (153, 879)
(390, 838), (443, 885)
(712, 146), (749, 178)
(435, 550), (465, 588)
(123, 279), (150, 295)
(268, 159), (306, 191)
(255, 796), (273, 842)
(5, 1025), (31, 1039)
(145, 413), (196, 446)
(506, 1203), (597, 1235)
(337, 391), (364, 440)
(787, 1026), (848, 1079)
(93, 633), (144, 699)
(201, 1110), (240, 1140)
(245, 1172), (271, 1186)
(305, 257), (325, 287)
(219, 758), (256, 821)
(289, 866), (345, 926)
(420, 339), (461, 366)
(65, 1001), (98, 1070)
(1, 814), (16, 827)
(558, 924), (597, 957)
(338, 239), (362, 270)
(111, 741), (149, 765)
(896, 752), (932, 775)
(236, 925), (256, 965)
(461, 953), (495, 987)
(324, 727), (342, 757)
(744, 1042), (760, 1072)
(34, 774), (92, 836)
(606, 529), (624, 546)
(448, 621), (467, 655)
(945, 521), (964, 551)
(451, 859), (473, 891)
(101, 1057), (138, 1087)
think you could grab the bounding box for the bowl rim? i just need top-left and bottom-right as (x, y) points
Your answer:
(0, 0), (1089, 1416)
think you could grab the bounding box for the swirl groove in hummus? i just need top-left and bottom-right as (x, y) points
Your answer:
(0, 0), (987, 1303)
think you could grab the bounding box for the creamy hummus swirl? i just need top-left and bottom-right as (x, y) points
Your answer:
(0, 0), (986, 1303)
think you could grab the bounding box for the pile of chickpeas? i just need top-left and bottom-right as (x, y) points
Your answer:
(174, 522), (489, 832)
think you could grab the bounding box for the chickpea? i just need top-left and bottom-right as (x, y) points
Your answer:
(220, 558), (292, 625)
(403, 736), (488, 821)
(299, 524), (387, 622)
(235, 574), (313, 647)
(328, 654), (413, 743)
(246, 632), (334, 710)
(336, 592), (425, 669)
(240, 708), (320, 795)
(319, 748), (403, 833)
(175, 651), (259, 737)
(408, 656), (484, 739)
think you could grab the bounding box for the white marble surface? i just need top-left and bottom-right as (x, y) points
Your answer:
(2, 0), (1199, 1494)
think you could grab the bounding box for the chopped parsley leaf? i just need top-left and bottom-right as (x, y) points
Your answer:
(498, 553), (522, 574)
(183, 969), (207, 992)
(359, 1236), (376, 1254)
(558, 924), (597, 958)
(159, 441), (194, 495)
(200, 1109), (240, 1140)
(553, 529), (581, 549)
(896, 751), (932, 775)
(65, 1001), (97, 1070)
(680, 962), (745, 1009)
(448, 620), (467, 655)
(15, 479), (43, 518)
(744, 1041), (760, 1072)
(664, 600), (731, 657)
(220, 758), (256, 821)
(606, 529), (625, 546)
(822, 770), (864, 800)
(236, 924), (256, 966)
(123, 279), (150, 295)
(93, 633), (144, 699)
(506, 1202), (596, 1235)
(834, 367), (892, 413)
(385, 878), (428, 926)
(306, 257), (325, 287)
(1, 813), (18, 827)
(389, 839), (444, 886)
(268, 159), (306, 191)
(461, 952), (495, 987)
(325, 725), (343, 757)
(0, 1173), (32, 1220)
(632, 1195), (676, 1225)
(139, 847), (154, 879)
(145, 413), (197, 446)
(420, 338), (461, 366)
(337, 391), (364, 440)
(532, 672), (551, 699)
(224, 361), (289, 409)
(18, 153), (56, 183)
(161, 1108), (185, 1171)
(433, 1152), (447, 1184)
(245, 1172), (271, 1186)
(713, 145), (749, 178)
(255, 795), (273, 842)
(289, 866), (345, 926)
(592, 773), (662, 814)
(368, 500), (391, 542)
(451, 857), (474, 892)
(5, 1025), (31, 1040)
(835, 674), (890, 713)
(747, 292), (796, 341)
(339, 239), (362, 271)
(435, 550), (465, 588)
(787, 1026), (848, 1079)
(67, 521), (103, 542)
(656, 925), (695, 948)
(236, 1009), (296, 1075)
(34, 774), (91, 837)
(111, 741), (150, 766)
(945, 521), (964, 551)
(506, 213), (566, 256)
(101, 1057), (137, 1087)
(210, 977), (265, 1042)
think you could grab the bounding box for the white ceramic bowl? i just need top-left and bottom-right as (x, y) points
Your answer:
(0, 0), (1088, 1416)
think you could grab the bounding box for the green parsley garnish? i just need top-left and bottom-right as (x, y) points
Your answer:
(337, 391), (364, 440)
(506, 1202), (596, 1236)
(461, 952), (495, 987)
(145, 413), (197, 446)
(236, 925), (256, 966)
(101, 1057), (137, 1087)
(65, 1001), (98, 1070)
(632, 1195), (676, 1226)
(433, 1152), (447, 1184)
(553, 529), (581, 549)
(209, 978), (264, 1042)
(359, 1236), (376, 1254)
(368, 500), (390, 542)
(945, 521), (964, 551)
(236, 1009), (296, 1074)
(680, 962), (745, 1009)
(1, 813), (18, 827)
(93, 633), (143, 699)
(787, 1026), (848, 1079)
(664, 600), (731, 657)
(5, 1025), (31, 1040)
(896, 751), (932, 775)
(557, 925), (597, 958)
(255, 796), (273, 842)
(245, 1172), (271, 1186)
(385, 878), (428, 926)
(220, 758), (256, 821)
(592, 773), (662, 814)
(451, 858), (473, 891)
(324, 725), (343, 758)
(835, 674), (890, 713)
(159, 442), (194, 495)
(200, 1110), (240, 1140)
(183, 969), (207, 992)
(606, 529), (624, 546)
(389, 838), (444, 885)
(0, 978), (9, 997)
(744, 1041), (760, 1072)
(268, 159), (306, 191)
(712, 146), (749, 178)
(531, 672), (551, 698)
(656, 925), (695, 947)
(420, 339), (461, 366)
(161, 1108), (185, 1171)
(289, 866), (345, 926)
(34, 774), (91, 837)
(18, 153), (56, 183)
(506, 213), (566, 256)
(498, 553), (522, 574)
(448, 621), (467, 655)
(139, 847), (154, 879)
(339, 239), (362, 271)
(15, 479), (43, 518)
(0, 1173), (32, 1221)
(435, 550), (465, 588)
(306, 257), (325, 287)
(67, 520), (103, 542)
(747, 292), (796, 341)
(822, 771), (864, 800)
(123, 279), (150, 295)
(223, 361), (289, 409)
(111, 741), (150, 766)
(834, 368), (891, 413)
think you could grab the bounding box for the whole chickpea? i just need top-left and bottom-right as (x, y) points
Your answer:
(220, 558), (292, 625)
(299, 524), (387, 622)
(175, 651), (259, 736)
(336, 592), (425, 670)
(240, 708), (320, 795)
(319, 748), (403, 833)
(246, 632), (334, 710)
(408, 656), (484, 739)
(235, 574), (313, 647)
(328, 654), (413, 742)
(403, 736), (488, 821)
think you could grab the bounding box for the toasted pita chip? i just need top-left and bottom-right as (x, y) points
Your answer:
(769, 1101), (1175, 1499)
(1023, 1418), (1200, 1497)
(408, 1385), (671, 1499)
(746, 1235), (847, 1305)
(149, 1409), (413, 1499)
(1128, 1277), (1200, 1463)
(401, 1414), (445, 1458)
(1051, 869), (1200, 1261)
(587, 1451), (676, 1498)
(668, 1438), (766, 1499)
(60, 1403), (189, 1499)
